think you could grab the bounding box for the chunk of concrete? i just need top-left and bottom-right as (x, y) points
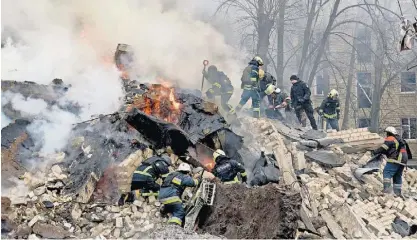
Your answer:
(334, 205), (376, 239)
(320, 210), (345, 239)
(305, 150), (345, 168)
(32, 223), (69, 239)
(301, 130), (327, 140)
(316, 138), (343, 148)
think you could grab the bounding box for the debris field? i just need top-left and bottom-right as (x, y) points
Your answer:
(1, 79), (417, 239)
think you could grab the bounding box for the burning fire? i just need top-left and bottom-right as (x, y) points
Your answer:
(201, 157), (215, 171)
(127, 82), (182, 123)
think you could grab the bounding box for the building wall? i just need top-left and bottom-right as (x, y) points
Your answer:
(311, 23), (417, 140)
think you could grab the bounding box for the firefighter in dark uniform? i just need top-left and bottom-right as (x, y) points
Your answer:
(372, 127), (408, 196)
(265, 87), (291, 121)
(212, 149), (247, 184)
(131, 154), (171, 196)
(118, 154), (172, 205)
(158, 163), (199, 226)
(234, 56), (263, 118)
(202, 65), (234, 113)
(318, 89), (341, 131)
(259, 71), (277, 114)
(290, 75), (318, 130)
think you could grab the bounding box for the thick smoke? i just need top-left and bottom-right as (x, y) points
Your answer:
(1, 0), (244, 157)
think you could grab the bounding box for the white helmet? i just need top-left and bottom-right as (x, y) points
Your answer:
(275, 88), (281, 94)
(329, 89), (339, 98)
(178, 163), (191, 173)
(385, 126), (398, 135)
(213, 149), (226, 161)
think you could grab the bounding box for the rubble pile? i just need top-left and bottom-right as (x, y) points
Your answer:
(243, 117), (417, 239)
(2, 77), (417, 239)
(200, 183), (301, 239)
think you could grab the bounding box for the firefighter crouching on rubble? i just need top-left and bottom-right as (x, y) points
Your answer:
(372, 127), (408, 196)
(212, 149), (247, 184)
(202, 65), (235, 113)
(265, 86), (291, 121)
(119, 154), (172, 205)
(290, 75), (318, 130)
(158, 163), (199, 226)
(233, 56), (263, 118)
(258, 70), (277, 114)
(318, 89), (341, 131)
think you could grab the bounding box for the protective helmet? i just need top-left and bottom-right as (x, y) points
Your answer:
(259, 68), (265, 79)
(207, 65), (217, 73)
(213, 149), (226, 161)
(275, 87), (281, 94)
(329, 89), (339, 98)
(253, 56), (264, 66)
(161, 155), (172, 166)
(265, 84), (276, 95)
(178, 163), (191, 173)
(385, 126), (398, 135)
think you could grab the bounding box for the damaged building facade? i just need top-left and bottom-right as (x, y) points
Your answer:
(309, 0), (417, 157)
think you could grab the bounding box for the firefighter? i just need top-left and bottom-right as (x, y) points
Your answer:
(234, 56), (264, 118)
(212, 149), (247, 184)
(202, 65), (234, 113)
(290, 75), (318, 130)
(258, 71), (277, 115)
(318, 89), (341, 131)
(118, 154), (172, 205)
(158, 163), (199, 226)
(372, 127), (408, 196)
(265, 87), (291, 121)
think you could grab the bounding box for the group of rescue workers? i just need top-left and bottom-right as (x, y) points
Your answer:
(119, 149), (247, 227)
(117, 55), (412, 229)
(201, 56), (342, 131)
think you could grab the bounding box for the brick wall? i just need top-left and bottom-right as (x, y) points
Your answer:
(321, 31), (417, 136)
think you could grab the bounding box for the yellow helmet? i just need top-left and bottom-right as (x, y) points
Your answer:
(253, 56), (264, 66)
(259, 68), (265, 79)
(213, 149), (226, 161)
(329, 89), (339, 98)
(265, 84), (276, 95)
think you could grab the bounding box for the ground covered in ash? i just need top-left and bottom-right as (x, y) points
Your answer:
(199, 183), (301, 239)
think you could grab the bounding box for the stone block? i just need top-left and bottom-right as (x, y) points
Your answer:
(115, 217), (123, 228)
(334, 205), (375, 239)
(396, 201), (405, 211)
(367, 221), (385, 236)
(321, 185), (331, 196)
(320, 210), (346, 239)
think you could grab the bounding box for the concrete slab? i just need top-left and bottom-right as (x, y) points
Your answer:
(305, 150), (346, 168)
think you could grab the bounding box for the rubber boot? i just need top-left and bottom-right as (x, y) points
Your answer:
(383, 178), (392, 194)
(393, 184), (402, 197)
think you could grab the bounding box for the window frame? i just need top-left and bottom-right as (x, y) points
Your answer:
(314, 74), (325, 96)
(400, 72), (416, 93)
(357, 72), (372, 109)
(401, 117), (417, 139)
(355, 28), (372, 63)
(358, 118), (371, 128)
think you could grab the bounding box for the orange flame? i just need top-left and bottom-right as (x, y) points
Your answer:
(127, 81), (182, 123)
(201, 157), (215, 171)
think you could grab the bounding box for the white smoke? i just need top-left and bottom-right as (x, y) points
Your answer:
(1, 0), (244, 157)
